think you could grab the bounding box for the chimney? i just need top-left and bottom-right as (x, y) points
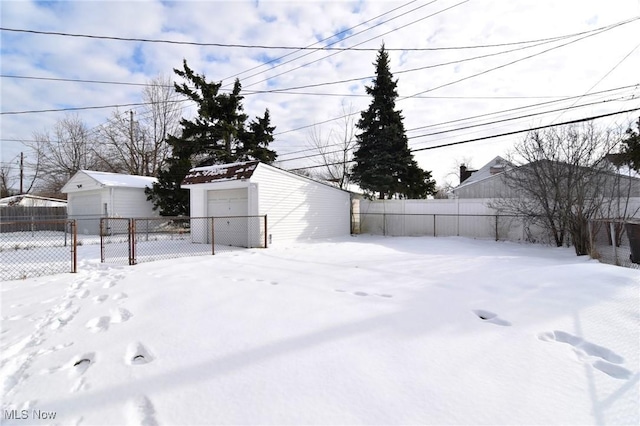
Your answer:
(460, 164), (474, 184)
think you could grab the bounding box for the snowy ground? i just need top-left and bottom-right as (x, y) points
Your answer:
(1, 236), (638, 425)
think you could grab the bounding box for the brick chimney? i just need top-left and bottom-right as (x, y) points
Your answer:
(460, 165), (474, 184)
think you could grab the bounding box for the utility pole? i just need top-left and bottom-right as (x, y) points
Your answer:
(130, 110), (135, 148)
(19, 152), (24, 194)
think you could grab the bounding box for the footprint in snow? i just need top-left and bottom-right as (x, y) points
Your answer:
(69, 352), (95, 376)
(353, 291), (369, 297)
(472, 309), (512, 326)
(93, 295), (108, 304)
(112, 292), (128, 301)
(50, 311), (75, 330)
(538, 330), (632, 380)
(77, 289), (90, 299)
(103, 280), (117, 289)
(126, 342), (154, 365)
(110, 308), (133, 323)
(86, 316), (110, 333)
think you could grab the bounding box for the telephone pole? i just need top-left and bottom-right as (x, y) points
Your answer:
(19, 152), (24, 194)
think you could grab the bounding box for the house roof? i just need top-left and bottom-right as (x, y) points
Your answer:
(80, 170), (157, 188)
(0, 194), (67, 207)
(182, 161), (259, 185)
(453, 156), (512, 191)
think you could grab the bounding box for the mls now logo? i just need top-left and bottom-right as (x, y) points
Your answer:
(4, 409), (57, 420)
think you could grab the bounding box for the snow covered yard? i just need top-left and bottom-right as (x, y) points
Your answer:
(1, 236), (638, 425)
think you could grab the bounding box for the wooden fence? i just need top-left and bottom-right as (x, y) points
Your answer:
(0, 206), (68, 232)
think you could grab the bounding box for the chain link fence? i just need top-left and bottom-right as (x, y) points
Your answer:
(590, 219), (639, 269)
(0, 220), (77, 281)
(100, 216), (267, 265)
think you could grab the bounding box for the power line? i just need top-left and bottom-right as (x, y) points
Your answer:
(286, 106), (640, 171)
(400, 17), (640, 100)
(240, 0), (468, 90)
(3, 19), (626, 94)
(273, 17), (639, 136)
(0, 99), (189, 115)
(275, 85), (637, 158)
(2, 18), (629, 52)
(221, 0), (421, 82)
(276, 95), (635, 164)
(551, 41), (640, 124)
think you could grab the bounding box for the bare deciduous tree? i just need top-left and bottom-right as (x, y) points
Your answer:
(492, 122), (639, 256)
(24, 114), (99, 194)
(96, 75), (181, 176)
(306, 103), (357, 189)
(434, 157), (476, 198)
(0, 159), (18, 198)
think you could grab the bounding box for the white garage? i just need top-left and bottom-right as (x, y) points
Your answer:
(61, 170), (158, 235)
(182, 161), (351, 245)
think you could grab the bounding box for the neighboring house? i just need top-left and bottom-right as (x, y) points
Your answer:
(451, 155), (640, 200)
(0, 194), (67, 207)
(451, 156), (513, 199)
(61, 170), (158, 235)
(181, 161), (351, 245)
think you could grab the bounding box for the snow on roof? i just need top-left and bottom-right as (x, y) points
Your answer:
(83, 170), (157, 188)
(0, 194), (67, 207)
(454, 156), (512, 190)
(182, 161), (259, 185)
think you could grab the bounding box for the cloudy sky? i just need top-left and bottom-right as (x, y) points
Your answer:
(1, 0), (639, 189)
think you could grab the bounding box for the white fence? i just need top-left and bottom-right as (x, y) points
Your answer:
(355, 198), (545, 242)
(355, 198), (640, 246)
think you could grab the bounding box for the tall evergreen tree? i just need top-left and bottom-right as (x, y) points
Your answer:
(146, 60), (277, 215)
(351, 45), (435, 199)
(622, 118), (640, 171)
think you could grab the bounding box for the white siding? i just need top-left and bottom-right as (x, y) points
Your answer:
(67, 190), (107, 235)
(112, 187), (157, 217)
(61, 172), (104, 194)
(252, 164), (350, 243)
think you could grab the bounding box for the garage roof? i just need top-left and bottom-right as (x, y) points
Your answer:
(182, 161), (259, 185)
(82, 170), (157, 188)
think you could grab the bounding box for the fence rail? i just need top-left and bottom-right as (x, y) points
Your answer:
(0, 220), (77, 281)
(100, 216), (267, 265)
(358, 212), (534, 242)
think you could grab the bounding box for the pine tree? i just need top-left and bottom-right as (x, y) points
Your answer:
(146, 60), (277, 215)
(622, 118), (640, 171)
(351, 45), (435, 199)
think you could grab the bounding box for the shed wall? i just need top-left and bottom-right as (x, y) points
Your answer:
(252, 165), (350, 243)
(112, 187), (157, 218)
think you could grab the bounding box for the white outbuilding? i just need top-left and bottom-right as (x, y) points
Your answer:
(61, 170), (158, 235)
(181, 161), (351, 245)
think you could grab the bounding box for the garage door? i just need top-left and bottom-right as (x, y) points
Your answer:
(70, 193), (103, 235)
(207, 189), (248, 247)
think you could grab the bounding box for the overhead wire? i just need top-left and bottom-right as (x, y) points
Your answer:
(240, 0), (468, 90)
(275, 94), (636, 164)
(285, 106), (640, 171)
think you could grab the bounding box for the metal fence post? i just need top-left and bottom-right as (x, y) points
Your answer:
(610, 221), (619, 265)
(264, 215), (268, 248)
(211, 217), (216, 255)
(383, 213), (386, 236)
(100, 218), (105, 263)
(495, 215), (499, 241)
(433, 215), (437, 237)
(71, 220), (77, 273)
(129, 219), (136, 265)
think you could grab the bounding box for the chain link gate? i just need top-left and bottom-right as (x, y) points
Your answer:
(100, 216), (267, 265)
